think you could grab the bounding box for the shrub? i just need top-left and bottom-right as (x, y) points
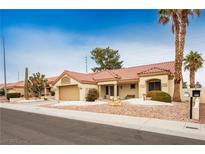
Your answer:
(146, 90), (171, 103)
(86, 89), (98, 102)
(50, 91), (55, 96)
(0, 89), (5, 96)
(7, 92), (21, 100)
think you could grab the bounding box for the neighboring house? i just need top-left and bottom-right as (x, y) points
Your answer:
(0, 76), (58, 96)
(0, 81), (24, 96)
(52, 61), (181, 101)
(0, 83), (3, 89)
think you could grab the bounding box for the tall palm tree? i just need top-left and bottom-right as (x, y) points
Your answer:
(158, 9), (201, 102)
(177, 9), (201, 88)
(158, 9), (181, 102)
(184, 51), (204, 88)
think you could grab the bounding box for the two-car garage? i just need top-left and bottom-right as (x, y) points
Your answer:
(59, 85), (80, 101)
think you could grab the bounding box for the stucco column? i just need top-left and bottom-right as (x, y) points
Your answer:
(139, 79), (146, 98)
(114, 84), (117, 100)
(98, 85), (102, 99)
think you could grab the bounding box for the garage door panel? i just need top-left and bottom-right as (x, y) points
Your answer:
(59, 85), (80, 101)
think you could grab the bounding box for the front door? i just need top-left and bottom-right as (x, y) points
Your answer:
(110, 86), (114, 96)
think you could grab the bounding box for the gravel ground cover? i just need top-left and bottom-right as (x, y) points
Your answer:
(44, 101), (190, 122)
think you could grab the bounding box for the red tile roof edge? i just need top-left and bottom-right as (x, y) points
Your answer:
(137, 67), (172, 75)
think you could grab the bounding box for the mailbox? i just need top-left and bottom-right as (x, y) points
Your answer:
(192, 90), (200, 97)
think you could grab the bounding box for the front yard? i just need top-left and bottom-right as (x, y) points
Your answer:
(44, 99), (190, 122)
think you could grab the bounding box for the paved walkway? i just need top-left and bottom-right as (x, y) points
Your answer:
(0, 102), (205, 141)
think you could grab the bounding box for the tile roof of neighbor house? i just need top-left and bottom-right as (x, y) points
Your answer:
(0, 83), (3, 89)
(0, 82), (18, 89)
(56, 61), (175, 84)
(47, 76), (59, 84)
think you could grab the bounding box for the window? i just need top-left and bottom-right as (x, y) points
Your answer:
(106, 86), (109, 95)
(61, 77), (70, 85)
(148, 82), (161, 91)
(130, 84), (136, 89)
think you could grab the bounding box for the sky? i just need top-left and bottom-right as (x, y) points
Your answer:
(0, 9), (205, 86)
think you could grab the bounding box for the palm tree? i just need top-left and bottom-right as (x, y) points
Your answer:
(177, 9), (201, 88)
(158, 9), (181, 102)
(158, 9), (201, 102)
(184, 51), (204, 88)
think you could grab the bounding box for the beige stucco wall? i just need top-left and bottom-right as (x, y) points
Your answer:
(168, 79), (174, 98)
(79, 84), (98, 101)
(200, 88), (205, 103)
(118, 83), (139, 99)
(100, 85), (106, 99)
(98, 81), (117, 85)
(99, 83), (138, 100)
(53, 74), (97, 101)
(8, 87), (24, 96)
(138, 74), (175, 98)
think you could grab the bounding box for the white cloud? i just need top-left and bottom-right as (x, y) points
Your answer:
(0, 26), (205, 87)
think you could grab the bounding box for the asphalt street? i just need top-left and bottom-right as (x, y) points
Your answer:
(0, 108), (205, 145)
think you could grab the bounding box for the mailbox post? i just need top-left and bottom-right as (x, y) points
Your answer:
(190, 90), (201, 119)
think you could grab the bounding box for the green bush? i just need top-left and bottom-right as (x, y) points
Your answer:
(146, 90), (172, 103)
(7, 92), (21, 100)
(50, 91), (55, 96)
(0, 89), (5, 96)
(86, 89), (98, 102)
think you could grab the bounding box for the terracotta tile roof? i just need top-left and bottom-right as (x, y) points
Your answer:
(1, 82), (18, 89)
(91, 70), (121, 81)
(54, 61), (175, 84)
(0, 83), (4, 89)
(13, 81), (25, 88)
(92, 61), (175, 82)
(47, 76), (59, 84)
(63, 70), (96, 84)
(137, 67), (172, 76)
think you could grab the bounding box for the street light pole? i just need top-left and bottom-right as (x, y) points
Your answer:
(85, 56), (88, 73)
(1, 10), (7, 100)
(2, 36), (7, 100)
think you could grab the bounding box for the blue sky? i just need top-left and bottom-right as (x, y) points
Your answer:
(0, 9), (205, 86)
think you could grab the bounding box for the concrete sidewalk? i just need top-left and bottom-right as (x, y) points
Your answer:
(0, 102), (205, 141)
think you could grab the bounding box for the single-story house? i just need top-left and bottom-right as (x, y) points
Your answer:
(0, 81), (25, 95)
(52, 61), (182, 101)
(0, 76), (58, 96)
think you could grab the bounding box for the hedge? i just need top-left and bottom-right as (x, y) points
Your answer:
(0, 89), (5, 96)
(86, 89), (98, 102)
(146, 90), (172, 103)
(50, 91), (55, 96)
(7, 92), (21, 100)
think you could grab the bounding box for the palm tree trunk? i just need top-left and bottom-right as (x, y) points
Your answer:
(173, 13), (188, 102)
(190, 69), (195, 88)
(173, 14), (181, 102)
